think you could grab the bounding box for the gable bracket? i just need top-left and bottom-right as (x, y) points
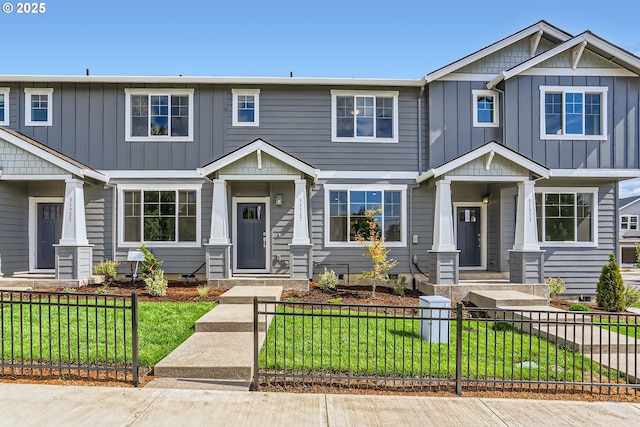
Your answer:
(572, 41), (587, 70)
(530, 30), (543, 57)
(256, 149), (262, 170)
(485, 150), (495, 171)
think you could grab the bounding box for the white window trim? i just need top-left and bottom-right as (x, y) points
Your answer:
(539, 85), (608, 141)
(535, 186), (599, 247)
(232, 89), (260, 127)
(0, 87), (9, 126)
(330, 90), (399, 143)
(621, 215), (638, 230)
(323, 184), (406, 247)
(24, 88), (53, 127)
(117, 183), (202, 248)
(124, 88), (194, 142)
(472, 89), (499, 127)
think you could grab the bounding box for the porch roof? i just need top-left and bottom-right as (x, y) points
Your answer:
(416, 141), (550, 183)
(0, 127), (109, 183)
(198, 138), (319, 182)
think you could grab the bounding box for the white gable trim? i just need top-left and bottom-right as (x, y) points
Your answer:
(416, 141), (549, 183)
(425, 22), (571, 83)
(0, 128), (108, 182)
(620, 198), (640, 211)
(198, 139), (318, 182)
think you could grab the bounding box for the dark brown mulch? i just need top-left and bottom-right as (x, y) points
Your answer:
(282, 285), (422, 307)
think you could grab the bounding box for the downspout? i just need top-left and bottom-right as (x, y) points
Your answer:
(492, 85), (506, 145)
(409, 85), (426, 290)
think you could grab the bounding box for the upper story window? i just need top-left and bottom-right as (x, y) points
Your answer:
(118, 183), (202, 247)
(472, 90), (498, 127)
(324, 184), (406, 247)
(24, 88), (53, 126)
(535, 187), (598, 247)
(621, 215), (638, 231)
(125, 89), (194, 142)
(232, 89), (260, 126)
(539, 86), (607, 140)
(0, 88), (9, 126)
(331, 90), (399, 143)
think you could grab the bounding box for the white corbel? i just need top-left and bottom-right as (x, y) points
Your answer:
(572, 41), (587, 70)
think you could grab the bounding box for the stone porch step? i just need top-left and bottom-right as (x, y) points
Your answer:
(218, 285), (283, 305)
(195, 304), (274, 332)
(468, 290), (548, 308)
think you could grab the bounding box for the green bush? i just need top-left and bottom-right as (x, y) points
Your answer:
(569, 303), (590, 312)
(318, 268), (339, 290)
(196, 284), (210, 298)
(624, 284), (640, 308)
(545, 277), (566, 298)
(94, 259), (120, 284)
(391, 274), (407, 296)
(596, 254), (625, 312)
(139, 245), (163, 279)
(144, 269), (168, 297)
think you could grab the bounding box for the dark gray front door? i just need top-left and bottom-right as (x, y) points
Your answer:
(37, 203), (63, 269)
(457, 207), (481, 267)
(236, 203), (266, 270)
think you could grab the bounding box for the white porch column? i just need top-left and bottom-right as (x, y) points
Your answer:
(59, 178), (88, 245)
(432, 179), (456, 251)
(513, 180), (540, 251)
(291, 179), (310, 245)
(208, 179), (229, 244)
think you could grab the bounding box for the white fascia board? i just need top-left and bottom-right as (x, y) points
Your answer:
(98, 169), (204, 179)
(416, 170), (435, 184)
(0, 128), (108, 182)
(582, 33), (640, 71)
(520, 68), (636, 77)
(425, 22), (571, 83)
(199, 139), (318, 180)
(0, 75), (421, 87)
(1, 174), (72, 181)
(318, 171), (419, 180)
(620, 198), (640, 211)
(551, 169), (640, 178)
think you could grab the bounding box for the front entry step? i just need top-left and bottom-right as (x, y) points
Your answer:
(468, 290), (548, 308)
(218, 285), (282, 304)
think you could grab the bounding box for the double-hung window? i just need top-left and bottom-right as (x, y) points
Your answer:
(325, 185), (405, 247)
(331, 90), (398, 142)
(472, 90), (498, 127)
(621, 215), (638, 231)
(0, 88), (8, 126)
(232, 89), (260, 126)
(535, 187), (598, 246)
(125, 89), (194, 141)
(119, 184), (201, 246)
(24, 88), (53, 126)
(539, 86), (607, 140)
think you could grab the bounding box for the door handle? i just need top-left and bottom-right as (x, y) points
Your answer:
(263, 231), (266, 248)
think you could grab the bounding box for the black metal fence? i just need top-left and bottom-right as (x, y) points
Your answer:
(0, 290), (139, 386)
(253, 299), (640, 396)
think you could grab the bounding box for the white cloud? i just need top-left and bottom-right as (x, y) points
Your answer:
(620, 178), (640, 198)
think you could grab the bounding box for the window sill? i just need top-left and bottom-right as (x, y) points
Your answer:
(324, 241), (406, 248)
(232, 122), (259, 127)
(119, 242), (201, 248)
(126, 136), (193, 142)
(473, 123), (499, 128)
(540, 135), (606, 141)
(331, 137), (398, 144)
(539, 242), (598, 248)
(25, 121), (52, 127)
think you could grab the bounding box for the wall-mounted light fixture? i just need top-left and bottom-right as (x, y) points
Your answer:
(482, 193), (491, 204)
(275, 194), (283, 206)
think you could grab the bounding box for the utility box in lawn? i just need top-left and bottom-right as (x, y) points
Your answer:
(419, 296), (451, 343)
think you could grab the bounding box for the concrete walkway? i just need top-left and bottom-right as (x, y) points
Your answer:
(0, 382), (638, 426)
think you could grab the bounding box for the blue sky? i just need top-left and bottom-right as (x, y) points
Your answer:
(3, 0), (640, 194)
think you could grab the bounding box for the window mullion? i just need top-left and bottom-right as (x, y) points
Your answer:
(573, 193), (578, 243)
(372, 97), (377, 139)
(346, 190), (351, 242)
(174, 190), (179, 242)
(166, 95), (172, 137)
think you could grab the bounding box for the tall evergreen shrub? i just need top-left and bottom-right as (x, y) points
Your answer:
(596, 254), (626, 312)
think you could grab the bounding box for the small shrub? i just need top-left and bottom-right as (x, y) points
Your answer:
(94, 259), (120, 284)
(196, 284), (210, 298)
(144, 269), (168, 297)
(328, 297), (343, 304)
(318, 268), (339, 290)
(545, 277), (566, 298)
(390, 274), (408, 296)
(596, 254), (625, 312)
(139, 245), (163, 279)
(62, 287), (77, 293)
(624, 284), (640, 308)
(569, 303), (590, 312)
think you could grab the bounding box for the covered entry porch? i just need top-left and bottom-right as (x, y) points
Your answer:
(198, 139), (318, 282)
(417, 142), (550, 293)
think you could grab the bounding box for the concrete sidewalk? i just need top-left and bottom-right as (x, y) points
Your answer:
(1, 383), (639, 426)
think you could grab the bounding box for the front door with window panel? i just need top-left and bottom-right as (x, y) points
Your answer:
(37, 203), (63, 269)
(457, 207), (481, 267)
(236, 203), (267, 270)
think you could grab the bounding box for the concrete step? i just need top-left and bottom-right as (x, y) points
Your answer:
(218, 285), (282, 305)
(195, 304), (275, 332)
(468, 290), (548, 308)
(144, 377), (251, 391)
(154, 331), (264, 380)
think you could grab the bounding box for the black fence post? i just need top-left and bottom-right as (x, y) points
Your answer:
(456, 302), (463, 396)
(252, 296), (259, 391)
(131, 291), (139, 387)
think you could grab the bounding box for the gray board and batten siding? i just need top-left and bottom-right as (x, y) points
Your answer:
(0, 181), (29, 275)
(6, 83), (423, 173)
